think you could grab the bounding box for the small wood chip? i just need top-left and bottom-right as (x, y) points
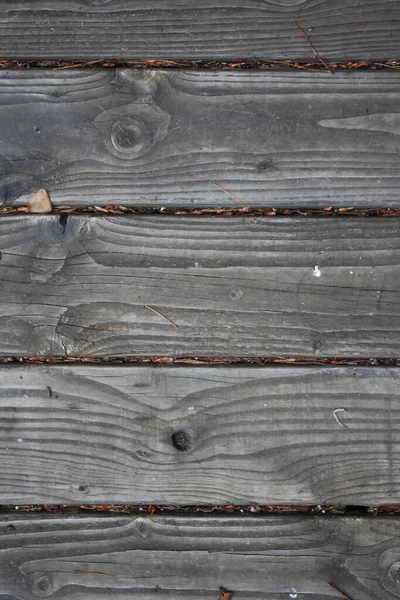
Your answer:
(28, 189), (52, 213)
(219, 587), (233, 600)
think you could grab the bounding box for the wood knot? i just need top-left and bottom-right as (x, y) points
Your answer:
(95, 102), (170, 160)
(136, 517), (150, 538)
(110, 119), (149, 156)
(171, 430), (192, 451)
(230, 289), (243, 301)
(378, 549), (400, 596)
(30, 574), (53, 597)
(388, 560), (400, 583)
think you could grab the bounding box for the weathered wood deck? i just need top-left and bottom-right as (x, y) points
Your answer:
(1, 513), (400, 599)
(1, 2), (400, 599)
(1, 215), (399, 357)
(1, 363), (400, 506)
(1, 70), (400, 208)
(1, 0), (399, 60)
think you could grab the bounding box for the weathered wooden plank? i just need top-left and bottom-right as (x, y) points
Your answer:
(0, 512), (399, 599)
(1, 69), (400, 208)
(0, 215), (399, 358)
(1, 0), (400, 61)
(1, 364), (400, 505)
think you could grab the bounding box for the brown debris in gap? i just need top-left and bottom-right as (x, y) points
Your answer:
(219, 587), (233, 600)
(0, 356), (399, 367)
(54, 59), (105, 70)
(4, 503), (400, 515)
(1, 205), (400, 217)
(0, 59), (399, 71)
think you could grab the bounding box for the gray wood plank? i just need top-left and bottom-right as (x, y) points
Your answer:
(1, 69), (400, 208)
(0, 512), (399, 599)
(1, 363), (400, 505)
(0, 214), (399, 358)
(1, 0), (400, 61)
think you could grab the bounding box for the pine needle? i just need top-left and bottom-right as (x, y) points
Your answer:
(143, 305), (177, 328)
(291, 18), (332, 74)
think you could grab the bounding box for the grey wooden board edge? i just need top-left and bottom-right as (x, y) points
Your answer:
(1, 363), (400, 505)
(0, 214), (399, 358)
(0, 512), (400, 599)
(0, 0), (400, 61)
(1, 69), (400, 208)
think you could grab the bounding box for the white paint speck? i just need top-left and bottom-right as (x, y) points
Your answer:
(350, 271), (354, 275)
(289, 589), (298, 599)
(188, 406), (195, 412)
(17, 438), (23, 443)
(313, 265), (321, 277)
(194, 262), (199, 267)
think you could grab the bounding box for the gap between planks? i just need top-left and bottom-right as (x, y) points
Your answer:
(0, 504), (395, 516)
(0, 357), (400, 366)
(0, 59), (400, 70)
(2, 207), (400, 217)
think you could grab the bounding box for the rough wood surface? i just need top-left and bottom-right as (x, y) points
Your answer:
(1, 1), (400, 61)
(1, 363), (400, 505)
(1, 69), (400, 208)
(0, 215), (399, 358)
(0, 512), (400, 599)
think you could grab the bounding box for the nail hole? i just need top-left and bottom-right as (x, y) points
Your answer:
(78, 485), (88, 493)
(171, 430), (191, 451)
(256, 159), (276, 172)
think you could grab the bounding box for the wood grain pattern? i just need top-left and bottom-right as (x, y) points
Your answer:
(1, 0), (400, 61)
(0, 512), (400, 599)
(1, 364), (400, 505)
(1, 69), (400, 208)
(0, 215), (399, 358)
